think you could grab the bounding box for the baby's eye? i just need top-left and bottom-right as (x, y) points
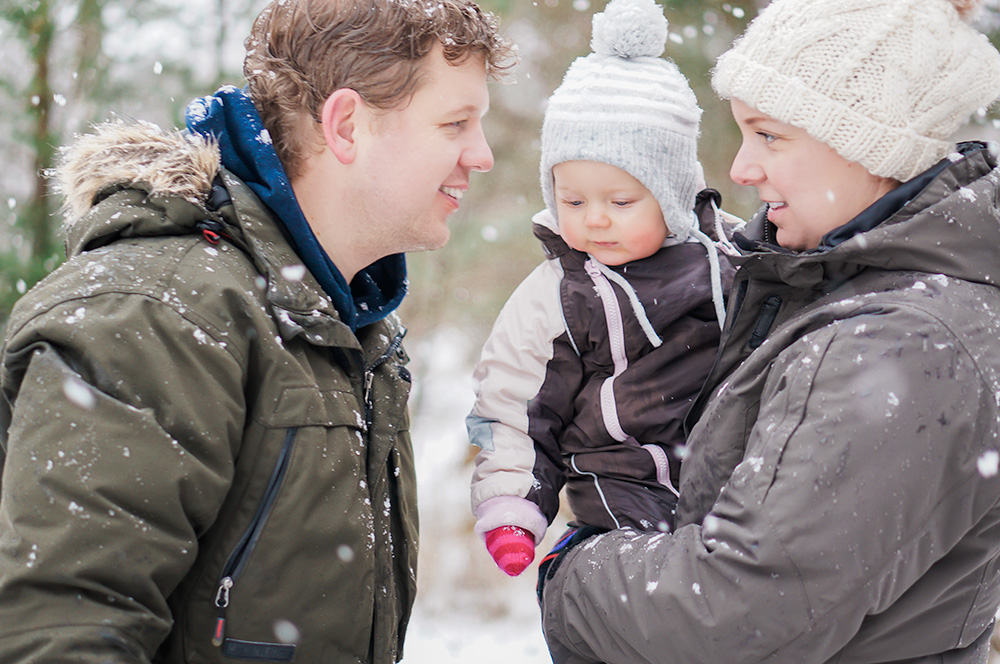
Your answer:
(757, 131), (777, 144)
(612, 200), (633, 207)
(561, 199), (584, 207)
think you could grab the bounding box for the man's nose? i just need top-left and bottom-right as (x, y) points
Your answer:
(464, 124), (494, 173)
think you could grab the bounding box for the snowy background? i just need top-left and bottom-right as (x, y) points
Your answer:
(402, 327), (566, 663)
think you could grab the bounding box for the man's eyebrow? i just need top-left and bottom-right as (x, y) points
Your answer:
(446, 103), (490, 116)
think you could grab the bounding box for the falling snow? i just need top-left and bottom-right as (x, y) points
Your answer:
(978, 450), (999, 478)
(281, 264), (307, 282)
(273, 619), (301, 645)
(62, 376), (97, 410)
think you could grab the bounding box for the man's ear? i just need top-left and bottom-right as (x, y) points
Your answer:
(321, 89), (365, 165)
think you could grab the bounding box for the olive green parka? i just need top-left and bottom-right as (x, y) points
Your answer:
(0, 121), (418, 663)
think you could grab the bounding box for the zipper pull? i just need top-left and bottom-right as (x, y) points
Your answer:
(363, 370), (375, 430)
(364, 370), (374, 404)
(212, 576), (234, 647)
(212, 617), (226, 648)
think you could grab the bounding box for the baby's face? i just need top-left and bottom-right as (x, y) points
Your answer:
(552, 160), (667, 266)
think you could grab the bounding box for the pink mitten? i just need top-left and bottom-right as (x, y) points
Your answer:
(485, 526), (535, 576)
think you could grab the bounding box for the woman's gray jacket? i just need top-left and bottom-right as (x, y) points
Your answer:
(540, 143), (1000, 663)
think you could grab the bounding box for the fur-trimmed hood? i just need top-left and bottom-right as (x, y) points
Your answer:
(53, 120), (220, 226)
(51, 108), (408, 331)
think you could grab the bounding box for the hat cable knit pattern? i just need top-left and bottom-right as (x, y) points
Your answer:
(712, 0), (1000, 183)
(540, 0), (703, 240)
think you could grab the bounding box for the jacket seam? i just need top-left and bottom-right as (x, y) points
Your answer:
(13, 286), (252, 372)
(0, 622), (144, 648)
(957, 557), (996, 649)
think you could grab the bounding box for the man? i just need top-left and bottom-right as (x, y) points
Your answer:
(0, 0), (512, 661)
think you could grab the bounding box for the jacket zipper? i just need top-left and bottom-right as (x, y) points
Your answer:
(584, 258), (631, 443)
(212, 426), (298, 647)
(352, 330), (407, 662)
(748, 294), (782, 349)
(359, 330), (406, 433)
(641, 444), (679, 497)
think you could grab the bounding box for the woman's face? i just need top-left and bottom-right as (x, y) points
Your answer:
(729, 98), (899, 251)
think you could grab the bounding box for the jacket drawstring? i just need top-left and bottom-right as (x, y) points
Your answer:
(688, 224), (728, 330)
(675, 204), (736, 331)
(586, 257), (663, 348)
(711, 199), (744, 258)
(195, 218), (231, 246)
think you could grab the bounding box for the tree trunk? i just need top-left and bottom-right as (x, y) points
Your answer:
(25, 0), (57, 264)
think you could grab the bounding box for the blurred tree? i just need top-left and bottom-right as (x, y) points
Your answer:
(0, 0), (255, 328)
(0, 0), (63, 324)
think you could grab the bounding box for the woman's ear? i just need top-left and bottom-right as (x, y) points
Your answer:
(320, 88), (364, 165)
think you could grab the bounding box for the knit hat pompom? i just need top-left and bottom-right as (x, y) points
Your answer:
(591, 0), (668, 59)
(950, 0), (985, 21)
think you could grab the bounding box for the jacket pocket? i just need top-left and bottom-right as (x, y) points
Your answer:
(211, 427), (298, 661)
(188, 384), (378, 662)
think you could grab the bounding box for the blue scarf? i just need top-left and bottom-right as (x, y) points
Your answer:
(184, 85), (407, 331)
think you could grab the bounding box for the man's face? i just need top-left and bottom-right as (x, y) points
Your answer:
(351, 46), (493, 257)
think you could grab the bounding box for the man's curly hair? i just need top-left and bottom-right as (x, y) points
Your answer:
(244, 0), (515, 180)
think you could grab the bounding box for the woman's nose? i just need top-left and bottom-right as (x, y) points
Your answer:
(730, 142), (764, 187)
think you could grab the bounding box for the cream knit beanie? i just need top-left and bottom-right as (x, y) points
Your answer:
(540, 0), (703, 239)
(712, 0), (1000, 183)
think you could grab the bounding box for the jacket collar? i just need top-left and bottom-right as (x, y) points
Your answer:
(184, 86), (407, 331)
(731, 142), (1000, 290)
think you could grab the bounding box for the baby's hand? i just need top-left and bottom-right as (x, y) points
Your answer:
(484, 526), (535, 577)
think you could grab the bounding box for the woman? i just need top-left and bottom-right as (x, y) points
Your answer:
(536, 0), (1000, 662)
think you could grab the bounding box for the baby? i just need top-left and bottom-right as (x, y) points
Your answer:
(467, 0), (735, 576)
